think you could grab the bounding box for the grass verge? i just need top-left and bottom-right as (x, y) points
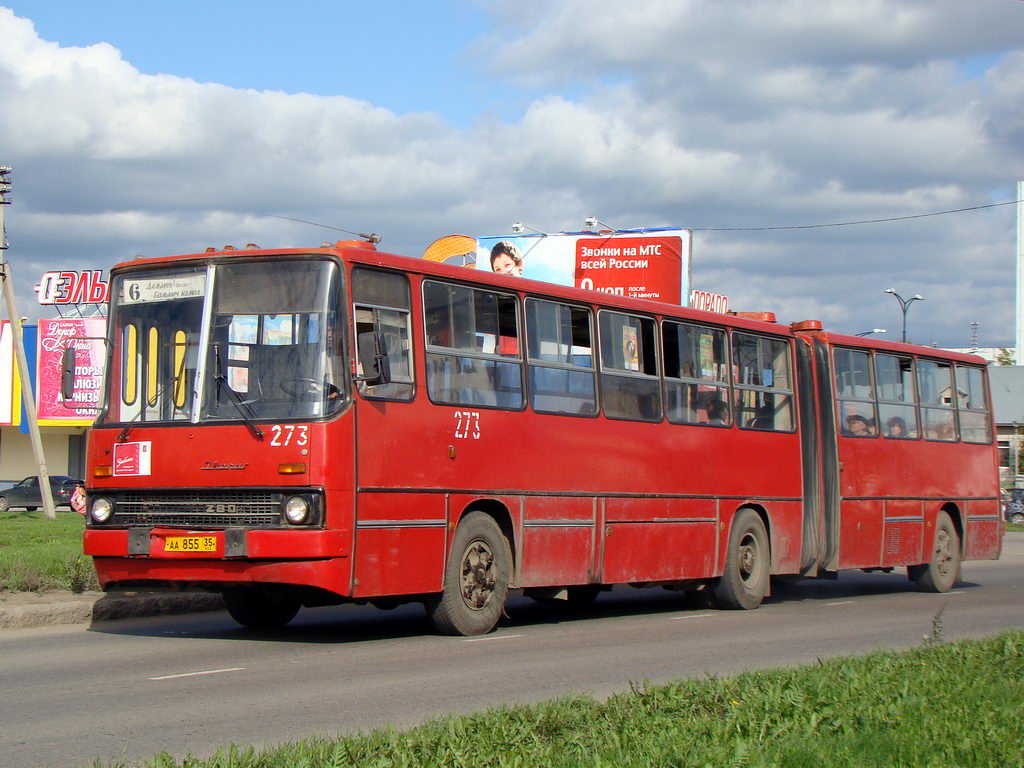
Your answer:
(0, 509), (98, 592)
(113, 630), (1022, 768)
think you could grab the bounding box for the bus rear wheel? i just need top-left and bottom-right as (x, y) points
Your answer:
(223, 588), (301, 629)
(427, 511), (511, 636)
(909, 511), (960, 593)
(715, 509), (770, 610)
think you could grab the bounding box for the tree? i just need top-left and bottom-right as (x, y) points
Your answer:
(996, 348), (1016, 366)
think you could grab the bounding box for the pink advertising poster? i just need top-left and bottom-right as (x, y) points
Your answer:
(0, 321), (14, 426)
(36, 317), (106, 424)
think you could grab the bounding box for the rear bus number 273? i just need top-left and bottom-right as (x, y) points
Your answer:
(269, 425), (309, 447)
(454, 411), (481, 440)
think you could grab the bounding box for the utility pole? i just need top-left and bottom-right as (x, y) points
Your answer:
(0, 166), (56, 519)
(1017, 180), (1023, 365)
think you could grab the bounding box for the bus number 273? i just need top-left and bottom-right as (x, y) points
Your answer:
(454, 411), (481, 440)
(270, 425), (309, 447)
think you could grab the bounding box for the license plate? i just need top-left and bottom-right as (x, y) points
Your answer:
(164, 535), (217, 553)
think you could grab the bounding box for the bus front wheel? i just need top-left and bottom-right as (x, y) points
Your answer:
(909, 511), (960, 593)
(223, 588), (301, 629)
(715, 509), (770, 610)
(427, 511), (511, 636)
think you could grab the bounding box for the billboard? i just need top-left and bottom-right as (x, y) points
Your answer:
(35, 270), (110, 305)
(0, 321), (16, 426)
(473, 229), (691, 305)
(36, 318), (106, 425)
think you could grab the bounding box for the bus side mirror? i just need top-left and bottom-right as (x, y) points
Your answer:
(60, 346), (76, 400)
(355, 331), (391, 386)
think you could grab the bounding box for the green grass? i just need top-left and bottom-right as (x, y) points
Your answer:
(109, 631), (1023, 768)
(0, 509), (98, 592)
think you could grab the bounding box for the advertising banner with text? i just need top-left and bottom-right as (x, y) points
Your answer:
(474, 229), (691, 305)
(36, 318), (106, 425)
(0, 321), (15, 426)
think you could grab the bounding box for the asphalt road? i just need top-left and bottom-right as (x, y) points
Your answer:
(4, 533), (1023, 768)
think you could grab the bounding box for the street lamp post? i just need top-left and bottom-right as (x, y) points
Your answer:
(855, 328), (887, 337)
(884, 288), (924, 343)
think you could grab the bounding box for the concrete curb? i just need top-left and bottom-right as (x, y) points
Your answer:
(0, 590), (225, 630)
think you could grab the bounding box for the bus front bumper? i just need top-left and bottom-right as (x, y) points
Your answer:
(84, 527), (351, 593)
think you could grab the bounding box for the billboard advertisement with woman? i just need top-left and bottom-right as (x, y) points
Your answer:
(465, 228), (691, 305)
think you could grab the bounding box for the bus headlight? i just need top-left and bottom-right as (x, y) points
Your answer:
(284, 496), (310, 525)
(91, 497), (113, 523)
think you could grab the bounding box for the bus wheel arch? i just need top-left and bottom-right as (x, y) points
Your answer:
(909, 504), (962, 593)
(427, 505), (514, 636)
(715, 506), (771, 610)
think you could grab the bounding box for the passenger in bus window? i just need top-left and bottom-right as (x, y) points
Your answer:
(930, 420), (956, 441)
(885, 416), (908, 438)
(707, 399), (728, 426)
(490, 241), (524, 276)
(843, 414), (872, 437)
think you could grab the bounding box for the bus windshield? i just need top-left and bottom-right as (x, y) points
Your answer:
(104, 258), (344, 425)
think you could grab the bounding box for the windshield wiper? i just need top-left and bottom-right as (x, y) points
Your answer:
(214, 346), (265, 441)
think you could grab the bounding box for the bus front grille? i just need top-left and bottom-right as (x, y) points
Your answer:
(114, 491), (281, 527)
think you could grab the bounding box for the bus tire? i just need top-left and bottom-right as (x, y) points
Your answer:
(427, 511), (511, 636)
(223, 588), (301, 629)
(911, 511), (960, 593)
(715, 509), (770, 610)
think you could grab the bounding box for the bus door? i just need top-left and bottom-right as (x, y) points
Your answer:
(349, 267), (448, 598)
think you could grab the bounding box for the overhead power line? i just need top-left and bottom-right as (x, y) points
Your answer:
(693, 198), (1022, 232)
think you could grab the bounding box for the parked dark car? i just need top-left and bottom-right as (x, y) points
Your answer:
(1004, 488), (1024, 526)
(0, 475), (81, 512)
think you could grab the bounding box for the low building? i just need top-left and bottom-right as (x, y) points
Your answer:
(989, 366), (1024, 488)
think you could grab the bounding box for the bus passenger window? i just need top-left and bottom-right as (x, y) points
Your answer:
(732, 333), (794, 431)
(918, 360), (957, 441)
(662, 321), (730, 426)
(423, 280), (523, 410)
(834, 348), (877, 437)
(525, 299), (596, 416)
(876, 354), (919, 439)
(956, 365), (991, 444)
(352, 268), (414, 401)
(598, 311), (661, 422)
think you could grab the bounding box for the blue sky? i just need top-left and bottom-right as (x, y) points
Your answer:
(2, 1), (1024, 346)
(4, 0), (530, 123)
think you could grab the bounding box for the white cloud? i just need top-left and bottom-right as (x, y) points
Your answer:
(1, 3), (1023, 345)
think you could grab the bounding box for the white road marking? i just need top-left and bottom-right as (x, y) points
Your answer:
(148, 667), (246, 681)
(669, 613), (715, 620)
(826, 601), (854, 606)
(462, 634), (525, 643)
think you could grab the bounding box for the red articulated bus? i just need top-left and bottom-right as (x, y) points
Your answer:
(79, 241), (1003, 635)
